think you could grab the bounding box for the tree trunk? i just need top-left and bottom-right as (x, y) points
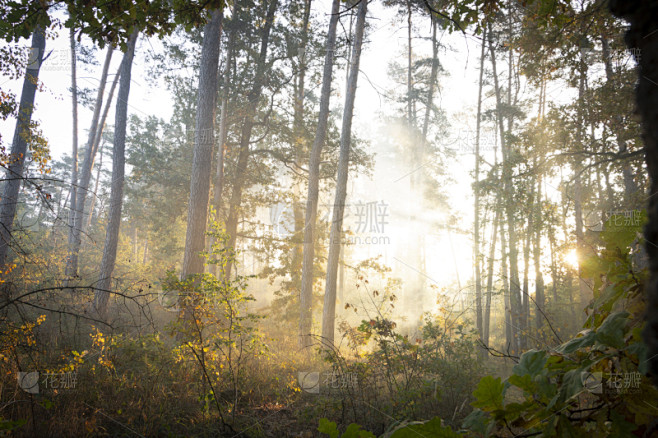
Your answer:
(574, 55), (590, 308)
(600, 34), (638, 201)
(548, 204), (558, 305)
(93, 30), (138, 318)
(560, 171), (577, 321)
(82, 72), (120, 233)
(484, 200), (500, 348)
(0, 25), (46, 272)
(489, 26), (520, 353)
(181, 8), (223, 279)
(299, 0), (341, 348)
(321, 0), (367, 347)
(131, 226), (138, 261)
(608, 0), (658, 387)
(521, 184), (533, 350)
(224, 0), (278, 280)
(421, 19), (439, 141)
(405, 0), (424, 305)
(208, 12), (237, 278)
(338, 244), (345, 303)
(213, 10), (238, 220)
(66, 46), (114, 278)
(415, 17), (440, 308)
(406, 0), (414, 129)
(69, 27), (79, 250)
(473, 25), (486, 345)
(290, 0), (312, 295)
(484, 117), (500, 349)
(86, 140), (104, 231)
(534, 175), (544, 331)
(500, 220), (513, 351)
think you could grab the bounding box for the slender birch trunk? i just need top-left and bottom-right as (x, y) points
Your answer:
(299, 0), (341, 347)
(181, 9), (224, 279)
(321, 0), (367, 346)
(66, 46), (114, 278)
(0, 26), (46, 272)
(93, 30), (138, 317)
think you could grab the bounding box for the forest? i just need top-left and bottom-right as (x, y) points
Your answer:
(0, 0), (657, 436)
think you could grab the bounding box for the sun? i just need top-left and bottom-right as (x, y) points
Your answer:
(564, 249), (579, 269)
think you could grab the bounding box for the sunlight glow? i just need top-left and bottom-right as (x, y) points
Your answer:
(565, 249), (579, 269)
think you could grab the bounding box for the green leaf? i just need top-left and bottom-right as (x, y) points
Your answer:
(461, 409), (488, 434)
(546, 393), (559, 410)
(595, 311), (629, 349)
(513, 349), (547, 376)
(508, 373), (535, 393)
(557, 415), (578, 438)
(472, 376), (504, 412)
(610, 410), (638, 437)
(536, 376), (558, 401)
(342, 423), (376, 438)
(602, 211), (645, 250)
(560, 369), (584, 401)
(390, 417), (460, 438)
(502, 401), (535, 422)
(318, 418), (339, 438)
(555, 330), (596, 354)
(0, 418), (26, 431)
(628, 340), (650, 374)
(590, 285), (623, 315)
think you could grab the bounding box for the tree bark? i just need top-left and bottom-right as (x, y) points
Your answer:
(421, 19), (439, 141)
(473, 25), (486, 345)
(181, 8), (224, 279)
(534, 175), (544, 331)
(93, 30), (138, 317)
(224, 0), (278, 280)
(82, 71), (120, 233)
(321, 0), (367, 347)
(500, 219), (513, 350)
(66, 46), (114, 278)
(86, 139), (104, 231)
(574, 53), (590, 308)
(69, 27), (79, 250)
(213, 8), (239, 222)
(290, 0), (313, 294)
(484, 199), (500, 348)
(405, 0), (424, 304)
(521, 180), (534, 350)
(489, 26), (520, 353)
(0, 25), (46, 272)
(600, 34), (638, 201)
(208, 10), (237, 278)
(560, 171), (576, 321)
(548, 202), (558, 305)
(609, 0), (658, 387)
(406, 0), (414, 129)
(299, 0), (341, 348)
